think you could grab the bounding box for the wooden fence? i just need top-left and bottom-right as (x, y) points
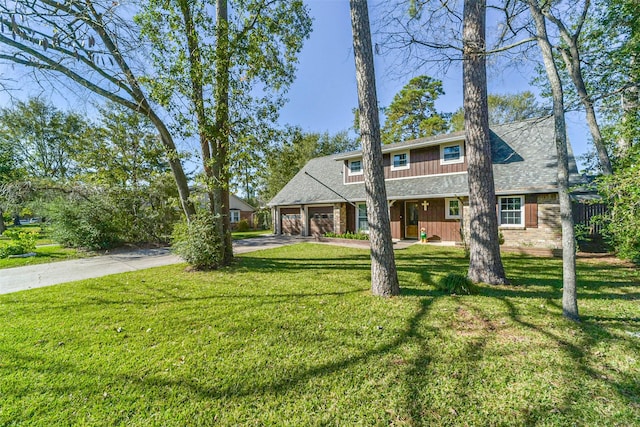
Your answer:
(573, 202), (608, 237)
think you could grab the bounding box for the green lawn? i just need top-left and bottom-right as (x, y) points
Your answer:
(0, 243), (638, 425)
(231, 229), (272, 240)
(0, 224), (55, 246)
(0, 224), (79, 270)
(0, 244), (81, 269)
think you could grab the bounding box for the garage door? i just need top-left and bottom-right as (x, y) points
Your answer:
(308, 206), (334, 236)
(280, 208), (302, 235)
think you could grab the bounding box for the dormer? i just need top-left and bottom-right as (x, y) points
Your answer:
(337, 131), (468, 184)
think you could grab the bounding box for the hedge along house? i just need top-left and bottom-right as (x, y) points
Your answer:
(268, 117), (584, 249)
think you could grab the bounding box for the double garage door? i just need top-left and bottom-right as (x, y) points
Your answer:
(280, 206), (334, 236)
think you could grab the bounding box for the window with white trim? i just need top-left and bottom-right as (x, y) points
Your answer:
(440, 142), (464, 165)
(357, 203), (369, 232)
(391, 151), (410, 170)
(445, 198), (461, 219)
(230, 210), (241, 223)
(498, 196), (524, 226)
(348, 159), (363, 175)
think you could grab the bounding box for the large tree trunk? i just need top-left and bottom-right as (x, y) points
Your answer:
(180, 0), (233, 267)
(144, 107), (196, 222)
(349, 0), (400, 297)
(529, 0), (579, 321)
(463, 0), (507, 285)
(87, 1), (196, 220)
(215, 0), (233, 266)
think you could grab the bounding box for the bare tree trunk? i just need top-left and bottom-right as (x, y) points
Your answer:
(349, 0), (400, 297)
(144, 107), (196, 221)
(529, 0), (579, 321)
(543, 3), (612, 175)
(463, 0), (507, 285)
(558, 45), (612, 175)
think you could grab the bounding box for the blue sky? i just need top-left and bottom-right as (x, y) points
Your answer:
(279, 0), (591, 166)
(0, 0), (591, 168)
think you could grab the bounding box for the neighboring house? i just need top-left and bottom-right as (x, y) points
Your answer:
(193, 189), (256, 228)
(268, 117), (584, 249)
(229, 194), (256, 228)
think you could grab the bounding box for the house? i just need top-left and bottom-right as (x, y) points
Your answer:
(192, 188), (256, 229)
(229, 194), (256, 229)
(268, 117), (584, 249)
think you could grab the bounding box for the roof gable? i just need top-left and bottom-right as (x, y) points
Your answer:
(269, 117), (582, 207)
(229, 194), (255, 212)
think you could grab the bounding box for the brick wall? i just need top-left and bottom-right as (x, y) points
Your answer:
(333, 204), (346, 234)
(501, 193), (562, 248)
(461, 193), (562, 249)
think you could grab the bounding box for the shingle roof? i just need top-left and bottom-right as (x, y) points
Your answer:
(268, 116), (583, 207)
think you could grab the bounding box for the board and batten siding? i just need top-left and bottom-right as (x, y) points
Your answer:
(344, 144), (467, 183)
(419, 198), (461, 242)
(389, 203), (404, 239)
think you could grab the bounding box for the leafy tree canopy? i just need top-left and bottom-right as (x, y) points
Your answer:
(260, 128), (358, 202)
(0, 98), (89, 181)
(381, 75), (448, 144)
(76, 102), (169, 189)
(450, 91), (548, 131)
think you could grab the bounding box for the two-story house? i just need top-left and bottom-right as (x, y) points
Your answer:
(268, 117), (583, 249)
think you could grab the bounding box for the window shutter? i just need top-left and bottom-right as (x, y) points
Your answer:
(525, 195), (538, 228)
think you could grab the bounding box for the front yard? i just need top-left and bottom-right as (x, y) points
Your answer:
(0, 225), (82, 269)
(0, 243), (638, 425)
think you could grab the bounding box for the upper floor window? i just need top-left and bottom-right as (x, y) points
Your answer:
(391, 151), (410, 171)
(441, 142), (464, 165)
(498, 196), (524, 227)
(348, 159), (363, 175)
(445, 198), (461, 219)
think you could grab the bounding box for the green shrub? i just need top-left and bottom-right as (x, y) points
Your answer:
(435, 273), (477, 295)
(598, 155), (640, 262)
(324, 231), (369, 240)
(236, 218), (250, 232)
(44, 181), (180, 249)
(172, 213), (223, 270)
(46, 195), (122, 250)
(254, 209), (271, 230)
(574, 223), (592, 251)
(0, 229), (38, 258)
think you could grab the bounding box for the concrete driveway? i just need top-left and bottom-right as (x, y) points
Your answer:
(0, 235), (306, 295)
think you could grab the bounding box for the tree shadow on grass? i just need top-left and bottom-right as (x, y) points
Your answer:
(0, 294), (441, 424)
(493, 295), (640, 421)
(3, 243), (638, 424)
